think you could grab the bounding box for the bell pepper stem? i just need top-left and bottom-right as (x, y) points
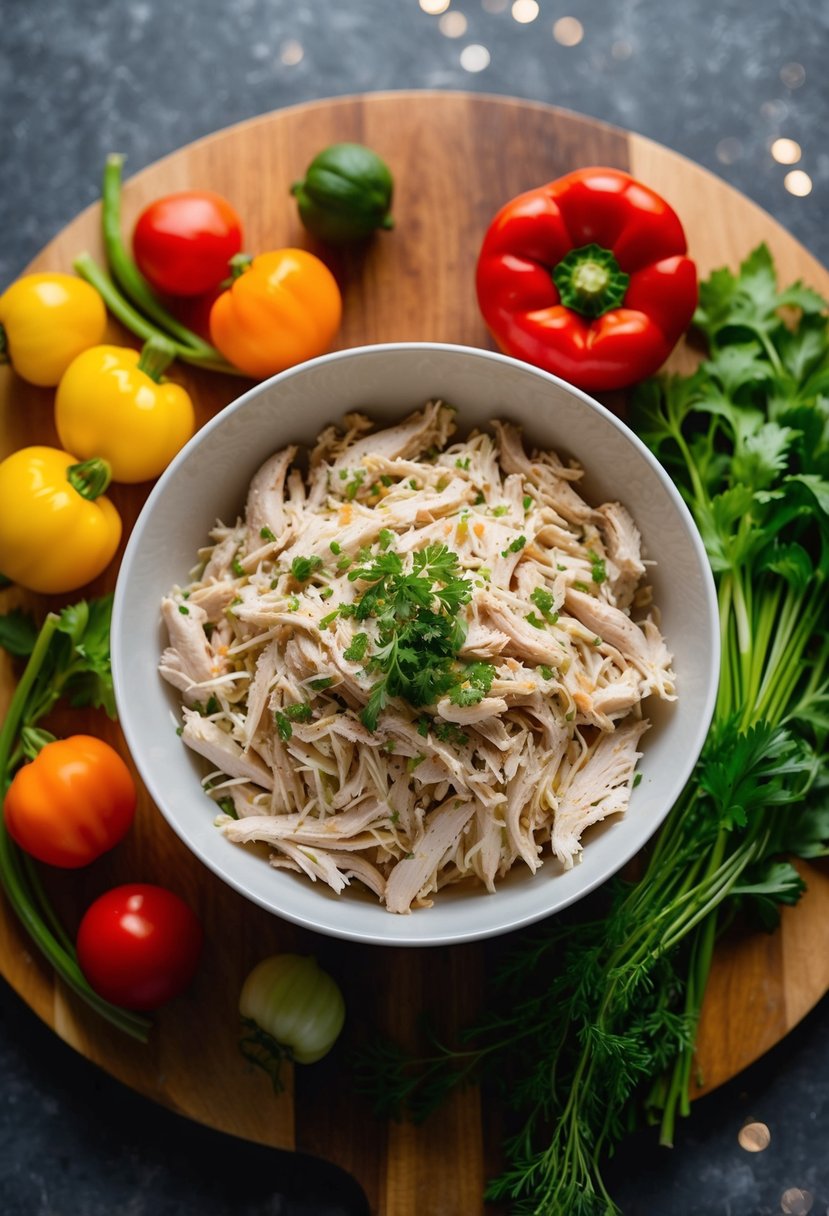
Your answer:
(20, 725), (57, 760)
(73, 252), (248, 377)
(67, 456), (112, 500)
(552, 243), (630, 319)
(228, 252), (253, 280)
(102, 154), (214, 355)
(136, 336), (177, 382)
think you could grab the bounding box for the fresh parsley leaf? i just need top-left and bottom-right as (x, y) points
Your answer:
(0, 609), (39, 658)
(344, 632), (370, 662)
(291, 555), (324, 582)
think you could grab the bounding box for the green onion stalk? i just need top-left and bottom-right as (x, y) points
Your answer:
(74, 155), (246, 377)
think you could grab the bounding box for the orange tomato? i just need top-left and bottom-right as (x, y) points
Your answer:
(4, 735), (136, 868)
(209, 249), (342, 379)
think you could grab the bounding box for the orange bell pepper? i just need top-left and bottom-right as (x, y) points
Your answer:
(209, 249), (342, 379)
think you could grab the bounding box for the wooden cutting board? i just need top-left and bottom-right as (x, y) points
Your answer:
(1, 93), (828, 1215)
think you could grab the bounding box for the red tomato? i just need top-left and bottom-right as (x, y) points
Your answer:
(76, 884), (202, 1010)
(3, 735), (136, 868)
(132, 191), (243, 297)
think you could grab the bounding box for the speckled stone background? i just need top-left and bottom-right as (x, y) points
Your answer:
(1, 1), (827, 1213)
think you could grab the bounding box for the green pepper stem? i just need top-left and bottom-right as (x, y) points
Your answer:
(102, 154), (214, 355)
(552, 243), (630, 319)
(136, 336), (176, 382)
(73, 253), (247, 377)
(228, 252), (253, 280)
(67, 456), (112, 500)
(20, 725), (57, 760)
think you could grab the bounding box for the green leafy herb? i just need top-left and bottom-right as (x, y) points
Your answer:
(329, 541), (341, 555)
(344, 544), (474, 730)
(260, 526), (276, 542)
(588, 549), (607, 584)
(291, 555), (324, 582)
(178, 604), (189, 615)
(355, 247), (829, 1214)
(309, 677), (334, 691)
(274, 711), (293, 741)
(530, 586), (558, 625)
(231, 556), (245, 578)
(345, 470), (365, 500)
(491, 504), (509, 517)
(523, 494), (533, 511)
(378, 528), (395, 550)
(343, 632), (370, 662)
(455, 456), (471, 470)
(500, 535), (526, 557)
(284, 703), (313, 722)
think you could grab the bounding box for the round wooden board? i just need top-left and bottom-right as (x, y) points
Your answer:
(2, 93), (828, 1214)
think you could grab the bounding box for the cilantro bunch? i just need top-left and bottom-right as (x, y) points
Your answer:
(355, 246), (829, 1213)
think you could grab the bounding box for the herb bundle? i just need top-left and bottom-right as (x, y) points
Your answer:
(355, 246), (829, 1213)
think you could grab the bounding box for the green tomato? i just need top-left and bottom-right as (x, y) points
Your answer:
(239, 953), (345, 1089)
(291, 142), (394, 246)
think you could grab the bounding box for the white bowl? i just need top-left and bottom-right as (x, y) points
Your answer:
(112, 343), (719, 946)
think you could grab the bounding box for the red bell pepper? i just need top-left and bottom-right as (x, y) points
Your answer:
(476, 167), (697, 392)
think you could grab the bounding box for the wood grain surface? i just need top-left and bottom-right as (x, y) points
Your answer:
(1, 93), (828, 1215)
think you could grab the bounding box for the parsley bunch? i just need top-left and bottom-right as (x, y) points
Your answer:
(355, 246), (829, 1212)
(343, 543), (493, 729)
(0, 598), (151, 1040)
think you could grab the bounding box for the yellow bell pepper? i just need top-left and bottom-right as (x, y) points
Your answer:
(0, 273), (107, 387)
(55, 339), (195, 484)
(0, 447), (121, 594)
(209, 249), (342, 379)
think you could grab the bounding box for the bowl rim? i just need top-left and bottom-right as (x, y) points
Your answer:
(112, 341), (720, 946)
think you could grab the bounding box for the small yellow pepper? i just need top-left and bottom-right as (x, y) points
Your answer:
(0, 447), (121, 594)
(209, 250), (342, 379)
(0, 273), (107, 387)
(55, 339), (195, 484)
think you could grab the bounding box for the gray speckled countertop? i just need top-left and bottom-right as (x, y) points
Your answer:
(1, 2), (828, 1213)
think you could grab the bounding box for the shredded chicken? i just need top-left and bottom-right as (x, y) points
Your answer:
(160, 403), (676, 913)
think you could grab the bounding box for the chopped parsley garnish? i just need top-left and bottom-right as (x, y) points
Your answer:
(434, 721), (469, 746)
(343, 632), (370, 662)
(216, 796), (238, 819)
(231, 556), (245, 578)
(284, 703), (313, 722)
(337, 553), (353, 571)
(449, 661), (495, 707)
(588, 549), (607, 584)
(500, 535), (527, 558)
(530, 587), (559, 626)
(523, 495), (533, 511)
(274, 711), (292, 741)
(291, 555), (324, 582)
(380, 474), (393, 487)
(310, 677), (334, 691)
(409, 478), (418, 490)
(539, 665), (555, 680)
(345, 470), (365, 500)
(573, 580), (590, 593)
(178, 604), (189, 615)
(378, 528), (395, 550)
(319, 587), (334, 600)
(287, 595), (300, 611)
(343, 544), (476, 730)
(525, 613), (546, 629)
(205, 694), (220, 715)
(417, 716), (430, 737)
(406, 754), (426, 772)
(632, 772), (643, 788)
(455, 457), (471, 470)
(260, 526), (276, 542)
(339, 469), (349, 481)
(474, 491), (486, 505)
(492, 505), (509, 517)
(329, 541), (341, 555)
(389, 809), (400, 824)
